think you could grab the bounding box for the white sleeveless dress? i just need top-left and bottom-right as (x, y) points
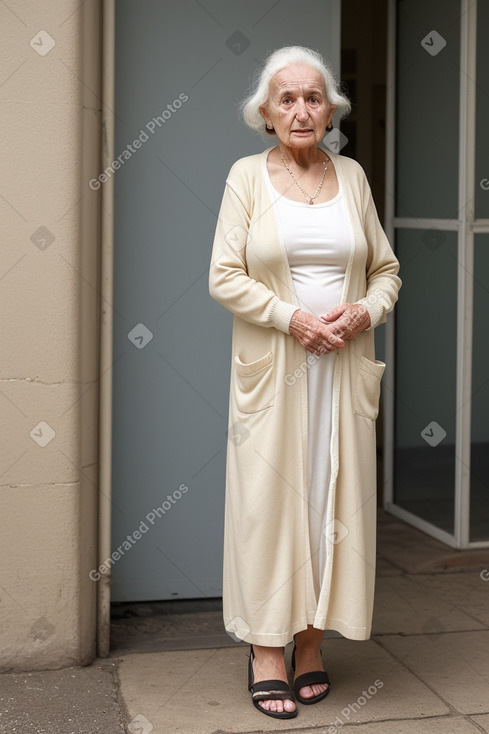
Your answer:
(264, 168), (352, 606)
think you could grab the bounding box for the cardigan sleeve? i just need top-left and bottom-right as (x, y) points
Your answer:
(208, 174), (299, 333)
(354, 184), (402, 330)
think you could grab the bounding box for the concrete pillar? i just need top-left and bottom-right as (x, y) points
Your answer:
(0, 0), (102, 670)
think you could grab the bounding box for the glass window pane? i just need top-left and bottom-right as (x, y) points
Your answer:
(395, 0), (460, 219)
(475, 0), (489, 218)
(470, 236), (489, 541)
(394, 229), (457, 534)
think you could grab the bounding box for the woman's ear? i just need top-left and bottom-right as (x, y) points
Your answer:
(259, 104), (269, 125)
(327, 103), (338, 126)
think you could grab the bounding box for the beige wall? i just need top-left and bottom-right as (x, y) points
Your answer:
(0, 1), (102, 670)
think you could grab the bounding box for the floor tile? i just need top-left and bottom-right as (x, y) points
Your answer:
(377, 511), (489, 574)
(118, 640), (448, 734)
(380, 631), (489, 715)
(413, 572), (489, 628)
(372, 575), (486, 636)
(470, 714), (489, 732)
(299, 716), (480, 734)
(376, 556), (403, 577)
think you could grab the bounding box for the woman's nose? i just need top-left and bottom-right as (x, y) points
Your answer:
(295, 102), (309, 121)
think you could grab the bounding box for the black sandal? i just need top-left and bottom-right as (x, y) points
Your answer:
(248, 645), (298, 719)
(291, 643), (330, 705)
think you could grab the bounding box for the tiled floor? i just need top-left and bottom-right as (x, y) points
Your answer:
(115, 511), (489, 733)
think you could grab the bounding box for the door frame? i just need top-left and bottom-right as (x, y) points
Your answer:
(97, 0), (116, 656)
(97, 0), (489, 658)
(383, 0), (489, 549)
(96, 0), (346, 652)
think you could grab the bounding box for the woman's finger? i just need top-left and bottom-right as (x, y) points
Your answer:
(321, 304), (347, 322)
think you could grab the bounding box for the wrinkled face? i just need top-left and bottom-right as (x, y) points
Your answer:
(260, 63), (336, 149)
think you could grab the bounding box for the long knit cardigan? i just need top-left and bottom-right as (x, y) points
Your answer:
(209, 146), (401, 645)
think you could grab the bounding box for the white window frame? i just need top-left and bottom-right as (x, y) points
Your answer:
(383, 0), (489, 549)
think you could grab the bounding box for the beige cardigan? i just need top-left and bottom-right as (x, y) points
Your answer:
(209, 146), (401, 645)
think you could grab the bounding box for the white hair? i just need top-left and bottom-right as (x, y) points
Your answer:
(240, 45), (351, 135)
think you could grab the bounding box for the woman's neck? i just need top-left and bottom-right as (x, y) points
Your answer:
(277, 143), (325, 168)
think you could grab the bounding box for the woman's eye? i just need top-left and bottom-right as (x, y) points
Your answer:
(310, 96), (320, 104)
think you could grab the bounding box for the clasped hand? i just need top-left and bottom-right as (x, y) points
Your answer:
(289, 303), (371, 356)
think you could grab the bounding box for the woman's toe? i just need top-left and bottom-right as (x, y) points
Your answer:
(265, 700), (280, 712)
(299, 684), (314, 699)
(300, 682), (328, 699)
(258, 697), (296, 713)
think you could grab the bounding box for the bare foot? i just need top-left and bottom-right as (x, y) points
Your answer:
(293, 627), (329, 700)
(251, 645), (296, 714)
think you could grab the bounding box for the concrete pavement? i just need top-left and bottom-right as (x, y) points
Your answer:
(2, 512), (489, 733)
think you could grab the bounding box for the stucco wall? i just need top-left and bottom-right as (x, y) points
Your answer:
(0, 1), (102, 670)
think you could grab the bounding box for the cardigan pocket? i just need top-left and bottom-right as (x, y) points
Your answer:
(353, 356), (386, 420)
(234, 351), (274, 413)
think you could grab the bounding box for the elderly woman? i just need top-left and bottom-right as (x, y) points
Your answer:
(209, 45), (401, 720)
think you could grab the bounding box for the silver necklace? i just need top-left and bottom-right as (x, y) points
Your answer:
(280, 150), (329, 205)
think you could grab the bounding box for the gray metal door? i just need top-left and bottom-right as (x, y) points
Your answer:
(112, 0), (340, 601)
